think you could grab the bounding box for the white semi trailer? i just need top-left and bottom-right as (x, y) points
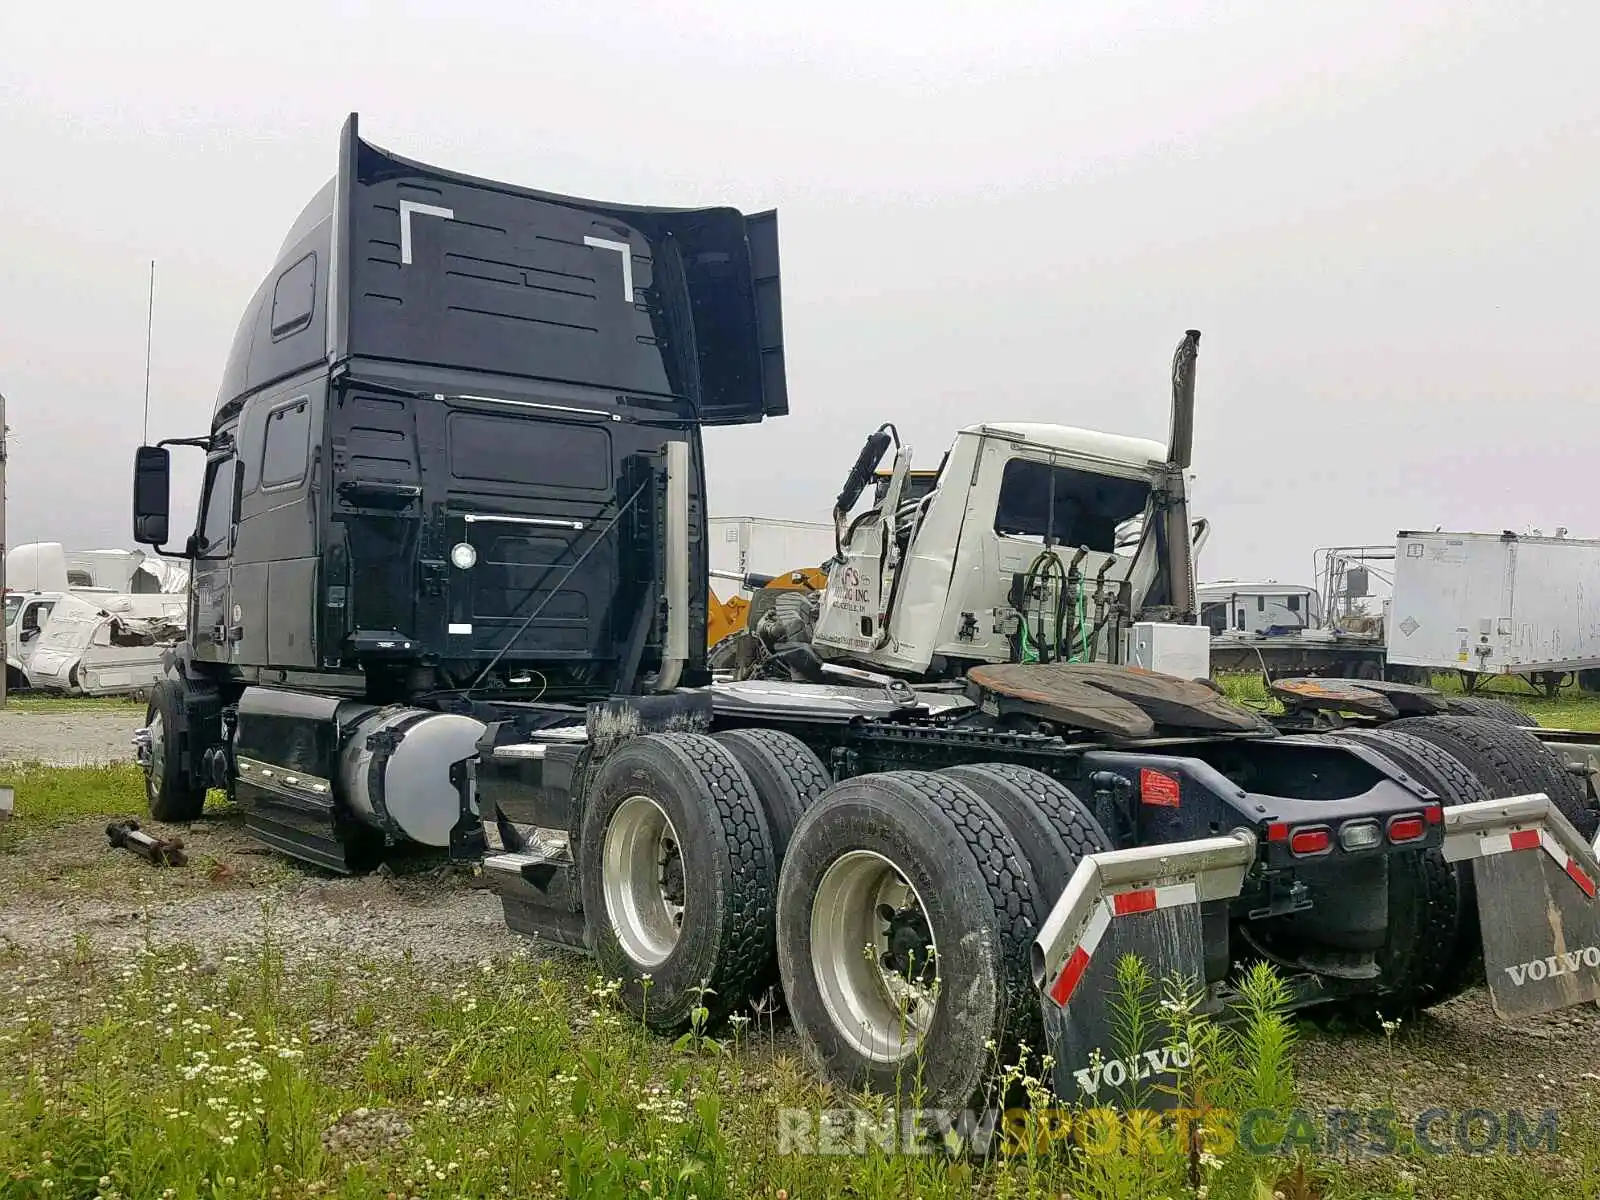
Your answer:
(1388, 529), (1600, 693)
(707, 516), (834, 600)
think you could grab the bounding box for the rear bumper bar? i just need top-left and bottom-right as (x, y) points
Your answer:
(1030, 792), (1600, 1106)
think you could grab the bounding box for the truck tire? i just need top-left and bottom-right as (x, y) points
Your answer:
(707, 634), (742, 672)
(142, 679), (209, 824)
(776, 770), (1040, 1112)
(1442, 696), (1540, 727)
(712, 728), (831, 863)
(578, 733), (776, 1033)
(1387, 714), (1597, 840)
(1326, 728), (1489, 1008)
(941, 762), (1113, 904)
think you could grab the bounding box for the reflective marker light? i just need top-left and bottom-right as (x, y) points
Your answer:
(450, 542), (478, 570)
(1423, 804), (1444, 825)
(1339, 819), (1384, 851)
(1387, 814), (1426, 844)
(1290, 826), (1332, 856)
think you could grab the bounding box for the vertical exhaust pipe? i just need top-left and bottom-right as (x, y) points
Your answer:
(1155, 329), (1201, 623)
(1168, 329), (1200, 470)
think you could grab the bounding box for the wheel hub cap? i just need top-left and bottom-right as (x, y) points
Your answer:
(143, 713), (166, 790)
(811, 850), (940, 1063)
(602, 795), (685, 968)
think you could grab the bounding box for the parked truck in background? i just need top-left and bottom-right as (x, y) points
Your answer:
(126, 116), (1600, 1119)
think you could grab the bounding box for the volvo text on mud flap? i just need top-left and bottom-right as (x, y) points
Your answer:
(1439, 793), (1600, 1020)
(1030, 832), (1256, 1111)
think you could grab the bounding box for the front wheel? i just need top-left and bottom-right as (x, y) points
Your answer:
(139, 679), (208, 823)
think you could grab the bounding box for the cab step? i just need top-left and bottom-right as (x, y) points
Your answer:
(482, 836), (586, 950)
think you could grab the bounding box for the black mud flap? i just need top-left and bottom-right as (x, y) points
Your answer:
(1441, 793), (1600, 1019)
(1030, 833), (1255, 1109)
(447, 756), (486, 862)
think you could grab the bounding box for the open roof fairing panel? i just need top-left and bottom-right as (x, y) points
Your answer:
(216, 114), (786, 427)
(338, 114), (784, 425)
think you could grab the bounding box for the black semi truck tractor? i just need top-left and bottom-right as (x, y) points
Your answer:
(131, 116), (1600, 1115)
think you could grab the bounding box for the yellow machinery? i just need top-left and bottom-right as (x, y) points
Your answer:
(705, 466), (939, 650)
(707, 567), (829, 649)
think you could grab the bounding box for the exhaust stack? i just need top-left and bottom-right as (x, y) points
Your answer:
(1168, 329), (1201, 470)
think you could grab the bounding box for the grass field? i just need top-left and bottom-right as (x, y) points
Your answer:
(1, 695), (144, 716)
(1217, 670), (1600, 731)
(3, 683), (1599, 1198)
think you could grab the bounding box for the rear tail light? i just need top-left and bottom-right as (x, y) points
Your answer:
(1338, 819), (1383, 851)
(1423, 804), (1443, 825)
(1289, 826), (1332, 856)
(1387, 814), (1427, 844)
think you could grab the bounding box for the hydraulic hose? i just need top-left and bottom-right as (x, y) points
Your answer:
(1020, 550), (1066, 664)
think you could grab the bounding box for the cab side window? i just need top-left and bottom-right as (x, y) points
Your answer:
(993, 458), (1151, 552)
(21, 602), (51, 636)
(198, 458), (241, 557)
(261, 398), (312, 489)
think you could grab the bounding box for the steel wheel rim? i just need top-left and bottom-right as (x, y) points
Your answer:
(145, 711), (166, 797)
(811, 849), (939, 1064)
(602, 794), (685, 968)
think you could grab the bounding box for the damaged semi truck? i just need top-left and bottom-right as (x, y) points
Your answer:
(131, 115), (1600, 1115)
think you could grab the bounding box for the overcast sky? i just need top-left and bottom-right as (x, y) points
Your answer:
(2, 1), (1596, 591)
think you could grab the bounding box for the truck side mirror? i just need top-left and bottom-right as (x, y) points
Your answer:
(132, 445), (171, 546)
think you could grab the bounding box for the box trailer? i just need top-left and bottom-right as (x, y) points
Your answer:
(708, 516), (834, 599)
(1388, 529), (1600, 684)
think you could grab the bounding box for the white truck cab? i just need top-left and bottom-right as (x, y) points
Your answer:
(5, 590), (63, 686)
(1197, 580), (1323, 635)
(813, 419), (1198, 678)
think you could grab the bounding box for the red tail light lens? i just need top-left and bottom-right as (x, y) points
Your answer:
(1423, 804), (1444, 825)
(1387, 815), (1426, 844)
(1290, 826), (1332, 856)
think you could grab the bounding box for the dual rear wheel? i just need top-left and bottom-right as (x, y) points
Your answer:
(583, 730), (1110, 1109)
(585, 712), (1585, 1106)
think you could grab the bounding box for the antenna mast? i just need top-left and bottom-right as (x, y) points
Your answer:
(142, 260), (155, 444)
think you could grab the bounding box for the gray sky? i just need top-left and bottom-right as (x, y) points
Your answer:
(2, 1), (1596, 589)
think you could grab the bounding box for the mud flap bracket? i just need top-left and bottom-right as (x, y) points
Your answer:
(1030, 831), (1255, 1107)
(1440, 793), (1600, 1019)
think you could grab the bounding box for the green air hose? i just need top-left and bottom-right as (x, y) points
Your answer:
(1018, 549), (1095, 664)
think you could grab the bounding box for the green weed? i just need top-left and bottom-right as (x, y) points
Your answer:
(0, 763), (147, 828)
(1, 933), (1596, 1198)
(0, 695), (145, 716)
(0, 763), (229, 830)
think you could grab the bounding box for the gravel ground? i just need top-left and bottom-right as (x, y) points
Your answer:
(0, 809), (530, 973)
(0, 706), (143, 765)
(0, 868), (524, 969)
(0, 700), (532, 971)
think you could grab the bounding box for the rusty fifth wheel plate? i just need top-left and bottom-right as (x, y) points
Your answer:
(968, 662), (1265, 737)
(1270, 677), (1399, 719)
